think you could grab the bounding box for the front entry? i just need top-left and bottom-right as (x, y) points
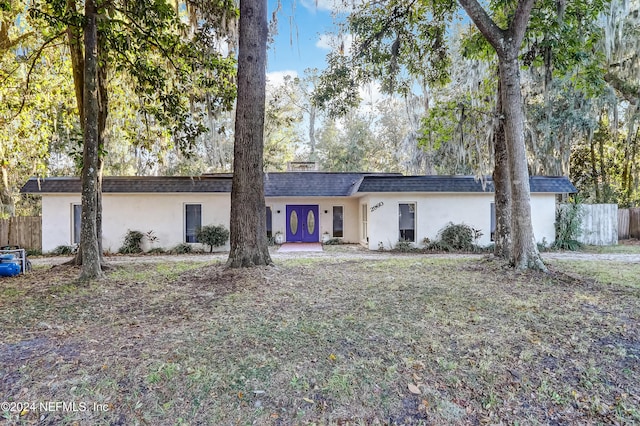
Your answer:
(286, 205), (319, 242)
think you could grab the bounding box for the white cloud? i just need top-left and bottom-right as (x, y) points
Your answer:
(266, 70), (299, 87)
(315, 33), (353, 55)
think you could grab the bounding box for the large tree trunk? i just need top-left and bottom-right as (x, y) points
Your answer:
(492, 78), (511, 260)
(500, 56), (545, 270)
(97, 38), (108, 260)
(0, 165), (14, 217)
(459, 0), (545, 271)
(78, 0), (104, 281)
(226, 0), (272, 268)
(65, 1), (108, 267)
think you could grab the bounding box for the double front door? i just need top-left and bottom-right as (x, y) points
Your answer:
(286, 205), (319, 242)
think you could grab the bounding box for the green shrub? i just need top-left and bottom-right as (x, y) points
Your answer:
(394, 239), (414, 252)
(119, 230), (144, 254)
(171, 243), (192, 254)
(148, 247), (166, 254)
(196, 225), (230, 253)
(52, 245), (75, 255)
(437, 222), (475, 251)
(554, 201), (583, 251)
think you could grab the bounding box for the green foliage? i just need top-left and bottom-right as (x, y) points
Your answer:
(148, 247), (166, 254)
(314, 0), (455, 117)
(394, 239), (414, 252)
(196, 224), (229, 253)
(26, 248), (42, 256)
(52, 245), (75, 255)
(554, 201), (583, 251)
(20, 0), (238, 175)
(434, 222), (477, 252)
(118, 230), (145, 254)
(537, 238), (550, 253)
(171, 243), (193, 254)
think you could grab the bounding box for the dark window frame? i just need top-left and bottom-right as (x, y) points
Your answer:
(72, 204), (82, 245)
(185, 204), (202, 243)
(332, 206), (344, 238)
(399, 202), (416, 242)
(266, 206), (273, 239)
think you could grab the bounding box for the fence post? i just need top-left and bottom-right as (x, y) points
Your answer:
(618, 209), (629, 240)
(631, 208), (640, 239)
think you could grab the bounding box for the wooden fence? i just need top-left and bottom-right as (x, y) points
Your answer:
(618, 208), (640, 240)
(575, 204), (618, 246)
(0, 216), (42, 251)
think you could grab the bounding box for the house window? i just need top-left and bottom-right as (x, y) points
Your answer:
(185, 204), (202, 243)
(361, 204), (368, 241)
(72, 204), (82, 245)
(399, 203), (416, 242)
(490, 202), (496, 241)
(333, 206), (344, 238)
(266, 206), (273, 238)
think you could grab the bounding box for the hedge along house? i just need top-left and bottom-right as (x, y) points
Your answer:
(21, 173), (576, 253)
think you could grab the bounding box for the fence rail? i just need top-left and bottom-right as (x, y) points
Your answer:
(0, 216), (42, 251)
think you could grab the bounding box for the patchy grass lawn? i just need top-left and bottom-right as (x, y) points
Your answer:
(1, 256), (639, 425)
(580, 239), (640, 254)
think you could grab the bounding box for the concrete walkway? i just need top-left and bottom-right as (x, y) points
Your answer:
(277, 243), (323, 253)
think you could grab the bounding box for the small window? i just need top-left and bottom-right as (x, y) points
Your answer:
(266, 206), (273, 238)
(399, 203), (415, 242)
(361, 204), (368, 241)
(333, 206), (344, 238)
(72, 204), (82, 244)
(185, 204), (202, 243)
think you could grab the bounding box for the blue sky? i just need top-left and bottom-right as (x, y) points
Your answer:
(266, 0), (348, 83)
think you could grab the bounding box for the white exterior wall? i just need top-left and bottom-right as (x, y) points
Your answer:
(266, 197), (360, 243)
(359, 193), (558, 250)
(42, 194), (81, 253)
(40, 191), (558, 253)
(41, 193), (231, 253)
(530, 194), (558, 246)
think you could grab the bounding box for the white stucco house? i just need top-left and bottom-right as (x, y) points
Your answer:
(21, 173), (577, 253)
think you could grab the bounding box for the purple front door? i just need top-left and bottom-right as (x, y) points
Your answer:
(286, 205), (319, 242)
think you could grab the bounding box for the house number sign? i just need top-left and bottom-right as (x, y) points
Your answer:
(370, 202), (384, 212)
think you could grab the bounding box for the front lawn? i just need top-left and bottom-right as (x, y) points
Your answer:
(1, 256), (638, 424)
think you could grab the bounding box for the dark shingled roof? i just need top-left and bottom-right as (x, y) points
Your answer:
(263, 172), (390, 197)
(355, 175), (577, 193)
(20, 176), (233, 194)
(20, 174), (577, 196)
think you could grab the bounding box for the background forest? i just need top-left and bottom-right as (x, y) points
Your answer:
(1, 0), (639, 219)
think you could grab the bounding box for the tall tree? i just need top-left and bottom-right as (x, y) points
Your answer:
(26, 0), (236, 273)
(315, 0), (547, 269)
(226, 0), (272, 267)
(78, 0), (103, 280)
(458, 0), (544, 270)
